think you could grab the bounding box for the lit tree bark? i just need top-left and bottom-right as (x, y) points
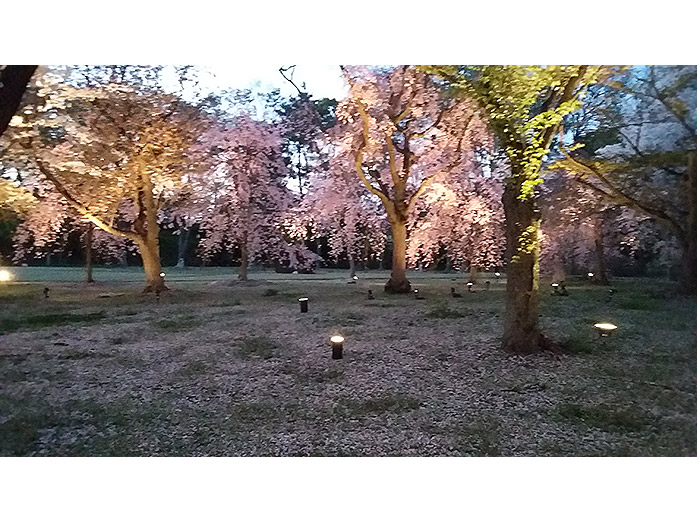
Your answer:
(501, 176), (542, 354)
(385, 216), (410, 293)
(136, 236), (164, 293)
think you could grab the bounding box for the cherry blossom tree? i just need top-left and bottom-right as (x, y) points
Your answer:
(406, 165), (505, 276)
(335, 66), (490, 293)
(197, 114), (295, 280)
(301, 158), (387, 277)
(1, 69), (207, 292)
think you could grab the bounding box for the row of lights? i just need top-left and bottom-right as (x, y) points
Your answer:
(2, 267), (618, 353)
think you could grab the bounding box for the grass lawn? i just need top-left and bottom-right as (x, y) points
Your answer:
(0, 267), (695, 456)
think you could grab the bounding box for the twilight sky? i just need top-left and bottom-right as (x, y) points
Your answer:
(198, 64), (348, 100)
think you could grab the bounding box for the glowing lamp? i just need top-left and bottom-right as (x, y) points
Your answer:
(299, 297), (309, 313)
(594, 322), (617, 337)
(495, 272), (501, 281)
(160, 272), (166, 278)
(587, 272), (594, 278)
(467, 282), (473, 292)
(552, 283), (559, 288)
(352, 275), (358, 280)
(330, 335), (344, 359)
(0, 269), (13, 282)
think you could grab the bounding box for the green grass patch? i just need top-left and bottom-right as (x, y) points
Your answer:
(335, 394), (421, 417)
(0, 311), (106, 334)
(616, 295), (660, 311)
(237, 335), (278, 359)
(175, 360), (208, 377)
(426, 303), (466, 319)
(556, 403), (649, 432)
(262, 288), (279, 297)
(294, 368), (343, 385)
(562, 332), (601, 355)
(154, 316), (202, 332)
(0, 396), (62, 456)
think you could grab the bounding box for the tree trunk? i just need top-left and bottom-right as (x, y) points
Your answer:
(239, 231), (249, 281)
(176, 226), (190, 268)
(85, 222), (94, 283)
(384, 218), (411, 293)
(348, 252), (357, 279)
(680, 152), (697, 294)
(0, 65), (37, 138)
(45, 252), (51, 266)
(137, 236), (166, 293)
(501, 180), (543, 354)
(593, 214), (610, 285)
(468, 265), (479, 284)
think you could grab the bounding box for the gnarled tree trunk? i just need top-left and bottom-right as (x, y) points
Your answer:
(468, 265), (479, 284)
(384, 217), (411, 293)
(501, 179), (542, 354)
(137, 236), (165, 293)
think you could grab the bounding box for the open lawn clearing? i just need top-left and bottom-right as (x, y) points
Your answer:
(1, 270), (695, 456)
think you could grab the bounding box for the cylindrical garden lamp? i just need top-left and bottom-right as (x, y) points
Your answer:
(594, 322), (617, 338)
(299, 297), (309, 313)
(331, 336), (344, 359)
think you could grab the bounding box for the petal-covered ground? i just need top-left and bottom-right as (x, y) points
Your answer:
(1, 269), (695, 456)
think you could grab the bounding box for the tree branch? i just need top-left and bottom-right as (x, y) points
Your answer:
(36, 159), (139, 241)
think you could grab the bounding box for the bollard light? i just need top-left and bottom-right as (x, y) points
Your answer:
(43, 287), (50, 299)
(587, 272), (594, 279)
(352, 275), (358, 280)
(160, 272), (166, 278)
(495, 272), (501, 281)
(467, 282), (473, 292)
(594, 322), (617, 337)
(330, 335), (344, 359)
(299, 297), (309, 313)
(0, 269), (13, 282)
